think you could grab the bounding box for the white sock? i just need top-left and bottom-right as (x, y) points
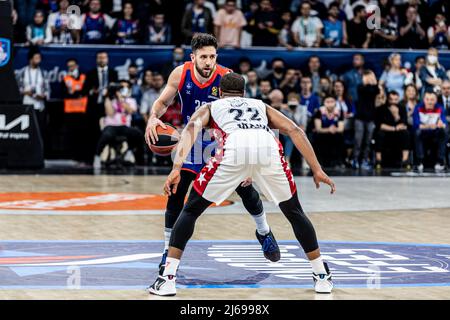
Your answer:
(163, 257), (179, 276)
(164, 228), (172, 251)
(310, 256), (327, 275)
(252, 212), (270, 236)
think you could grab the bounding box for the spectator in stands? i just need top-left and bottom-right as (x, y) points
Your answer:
(280, 68), (301, 98)
(405, 55), (425, 92)
(323, 1), (347, 48)
(161, 47), (185, 81)
(371, 9), (398, 48)
(291, 2), (323, 48)
(94, 79), (143, 169)
(143, 12), (171, 45)
(127, 63), (142, 104)
(259, 79), (272, 104)
(26, 10), (52, 46)
(62, 58), (89, 163)
(300, 76), (321, 118)
(181, 0), (214, 44)
(342, 53), (364, 103)
(318, 77), (333, 101)
(419, 47), (448, 94)
(278, 10), (294, 49)
(353, 70), (380, 170)
(401, 84), (420, 128)
(347, 5), (371, 48)
(140, 68), (153, 97)
(237, 57), (252, 79)
(313, 95), (345, 167)
(245, 70), (261, 99)
(242, 1), (259, 47)
(379, 53), (408, 100)
(398, 6), (426, 49)
(214, 0), (247, 48)
(302, 55), (325, 95)
(251, 0), (280, 46)
(438, 80), (450, 129)
(281, 94), (308, 166)
(81, 0), (115, 44)
(47, 0), (80, 44)
(413, 91), (447, 171)
(84, 51), (118, 162)
(334, 79), (355, 165)
(265, 58), (286, 90)
(112, 2), (139, 45)
(375, 91), (410, 169)
(185, 0), (217, 19)
(140, 72), (165, 122)
(427, 12), (450, 50)
(17, 49), (50, 142)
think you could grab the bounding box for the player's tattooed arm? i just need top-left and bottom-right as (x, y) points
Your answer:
(266, 104), (336, 194)
(172, 103), (212, 171)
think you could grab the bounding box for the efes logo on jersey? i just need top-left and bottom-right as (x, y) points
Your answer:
(0, 38), (11, 68)
(211, 86), (218, 96)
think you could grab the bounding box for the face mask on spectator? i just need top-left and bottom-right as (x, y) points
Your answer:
(427, 55), (438, 65)
(174, 53), (184, 61)
(120, 87), (130, 97)
(274, 67), (285, 74)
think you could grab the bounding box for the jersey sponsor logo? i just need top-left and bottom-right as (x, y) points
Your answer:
(0, 241), (448, 288)
(211, 86), (218, 96)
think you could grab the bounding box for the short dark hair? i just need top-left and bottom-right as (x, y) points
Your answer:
(66, 58), (78, 64)
(424, 90), (437, 97)
(96, 50), (108, 56)
(323, 95), (336, 102)
(353, 5), (365, 16)
(220, 73), (245, 94)
(191, 33), (218, 52)
(388, 90), (399, 97)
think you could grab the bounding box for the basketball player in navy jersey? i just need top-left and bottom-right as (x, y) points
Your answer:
(144, 33), (280, 275)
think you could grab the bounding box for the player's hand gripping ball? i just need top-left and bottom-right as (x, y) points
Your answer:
(149, 123), (180, 156)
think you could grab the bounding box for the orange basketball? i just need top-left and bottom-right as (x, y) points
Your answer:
(149, 123), (180, 156)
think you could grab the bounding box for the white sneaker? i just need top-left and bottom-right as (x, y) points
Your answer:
(313, 262), (333, 294)
(148, 275), (177, 296)
(93, 155), (101, 169)
(124, 150), (135, 164)
(417, 163), (424, 172)
(434, 163), (445, 172)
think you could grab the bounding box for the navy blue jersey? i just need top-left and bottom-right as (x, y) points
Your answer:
(177, 62), (231, 173)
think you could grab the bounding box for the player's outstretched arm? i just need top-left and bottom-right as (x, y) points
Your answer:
(266, 105), (336, 194)
(163, 104), (211, 196)
(145, 65), (183, 146)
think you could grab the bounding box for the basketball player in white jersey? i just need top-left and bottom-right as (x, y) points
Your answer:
(148, 73), (336, 296)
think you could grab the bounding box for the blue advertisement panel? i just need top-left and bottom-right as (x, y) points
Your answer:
(12, 45), (450, 99)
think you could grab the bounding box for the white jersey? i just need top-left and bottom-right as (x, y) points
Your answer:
(192, 96), (297, 205)
(209, 97), (273, 138)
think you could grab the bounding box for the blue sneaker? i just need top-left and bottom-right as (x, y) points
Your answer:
(158, 249), (168, 275)
(255, 230), (280, 262)
(351, 159), (360, 169)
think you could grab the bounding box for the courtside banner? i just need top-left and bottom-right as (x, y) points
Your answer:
(12, 45), (450, 100)
(0, 104), (43, 168)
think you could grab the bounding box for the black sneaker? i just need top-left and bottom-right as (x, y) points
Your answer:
(255, 230), (281, 262)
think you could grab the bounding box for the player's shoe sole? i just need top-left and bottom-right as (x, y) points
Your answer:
(255, 230), (281, 262)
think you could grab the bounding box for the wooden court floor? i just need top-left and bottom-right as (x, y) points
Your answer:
(0, 175), (449, 300)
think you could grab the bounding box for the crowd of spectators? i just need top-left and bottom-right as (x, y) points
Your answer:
(10, 0), (450, 171)
(11, 0), (450, 49)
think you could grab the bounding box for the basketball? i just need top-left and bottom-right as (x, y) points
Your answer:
(149, 124), (180, 156)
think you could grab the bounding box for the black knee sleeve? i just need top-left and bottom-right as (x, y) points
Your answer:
(169, 189), (212, 251)
(278, 193), (319, 253)
(235, 184), (263, 216)
(165, 170), (197, 229)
